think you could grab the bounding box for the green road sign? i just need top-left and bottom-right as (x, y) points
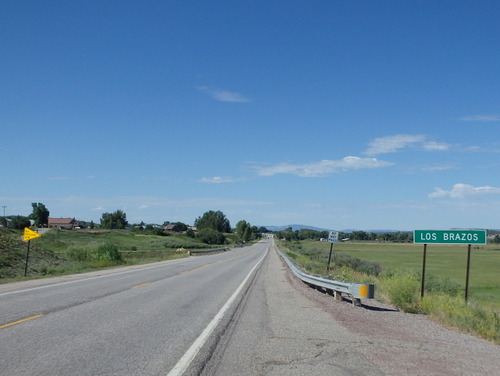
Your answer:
(413, 230), (486, 244)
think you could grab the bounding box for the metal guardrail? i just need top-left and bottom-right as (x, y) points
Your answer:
(188, 244), (247, 256)
(189, 247), (229, 255)
(277, 247), (375, 306)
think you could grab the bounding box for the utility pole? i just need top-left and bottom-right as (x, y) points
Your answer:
(1, 205), (6, 217)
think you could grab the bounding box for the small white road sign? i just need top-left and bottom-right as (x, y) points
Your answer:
(328, 231), (339, 243)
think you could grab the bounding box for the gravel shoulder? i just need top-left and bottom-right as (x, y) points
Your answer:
(281, 245), (500, 376)
(197, 242), (499, 375)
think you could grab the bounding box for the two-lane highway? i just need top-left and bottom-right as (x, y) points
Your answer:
(0, 241), (269, 375)
(3, 238), (500, 376)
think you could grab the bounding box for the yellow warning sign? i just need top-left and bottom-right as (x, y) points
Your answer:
(23, 227), (41, 242)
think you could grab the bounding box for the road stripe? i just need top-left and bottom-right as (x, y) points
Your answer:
(0, 257), (193, 297)
(0, 314), (44, 329)
(179, 259), (224, 274)
(131, 282), (151, 289)
(179, 250), (251, 274)
(167, 244), (269, 376)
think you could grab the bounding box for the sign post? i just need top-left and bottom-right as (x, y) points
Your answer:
(413, 230), (486, 301)
(465, 244), (472, 302)
(326, 231), (339, 272)
(22, 228), (42, 276)
(421, 244), (427, 298)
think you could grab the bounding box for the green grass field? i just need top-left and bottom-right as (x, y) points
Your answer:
(298, 240), (500, 310)
(0, 228), (226, 280)
(38, 229), (210, 253)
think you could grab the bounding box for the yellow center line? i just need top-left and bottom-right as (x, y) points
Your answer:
(131, 282), (151, 289)
(179, 250), (251, 274)
(0, 314), (44, 329)
(180, 259), (226, 274)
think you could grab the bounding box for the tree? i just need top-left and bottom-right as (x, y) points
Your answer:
(257, 226), (269, 234)
(173, 222), (188, 232)
(29, 202), (50, 227)
(100, 210), (128, 229)
(197, 228), (225, 244)
(275, 227), (299, 241)
(236, 220), (255, 243)
(9, 216), (31, 229)
(194, 210), (231, 233)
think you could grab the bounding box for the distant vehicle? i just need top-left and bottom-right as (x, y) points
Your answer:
(342, 238), (350, 241)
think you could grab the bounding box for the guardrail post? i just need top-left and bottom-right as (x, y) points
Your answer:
(334, 290), (342, 301)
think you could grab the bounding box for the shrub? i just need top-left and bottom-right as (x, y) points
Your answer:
(335, 253), (382, 276)
(94, 243), (122, 262)
(67, 244), (122, 263)
(334, 266), (356, 283)
(421, 295), (500, 343)
(381, 271), (420, 313)
(150, 227), (167, 236)
(66, 248), (93, 262)
(425, 275), (462, 296)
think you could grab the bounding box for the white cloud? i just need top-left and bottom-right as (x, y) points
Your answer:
(255, 156), (393, 177)
(364, 134), (450, 155)
(420, 164), (456, 172)
(199, 176), (242, 184)
(197, 86), (252, 103)
(428, 183), (500, 198)
(364, 134), (425, 155)
(459, 114), (500, 122)
(422, 141), (449, 151)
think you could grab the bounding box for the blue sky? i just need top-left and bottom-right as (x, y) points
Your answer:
(1, 1), (499, 230)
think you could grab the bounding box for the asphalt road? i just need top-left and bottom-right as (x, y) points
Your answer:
(2, 239), (499, 376)
(0, 241), (269, 375)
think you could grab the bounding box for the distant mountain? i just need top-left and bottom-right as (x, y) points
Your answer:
(262, 226), (499, 233)
(263, 225), (408, 233)
(342, 229), (408, 233)
(262, 224), (330, 232)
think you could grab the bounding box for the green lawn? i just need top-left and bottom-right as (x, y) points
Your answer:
(299, 240), (500, 310)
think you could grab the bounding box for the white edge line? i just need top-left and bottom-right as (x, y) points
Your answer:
(167, 244), (269, 376)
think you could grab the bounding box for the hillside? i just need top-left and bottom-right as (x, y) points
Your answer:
(0, 229), (69, 279)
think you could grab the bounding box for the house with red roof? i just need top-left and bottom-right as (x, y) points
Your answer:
(48, 217), (79, 229)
